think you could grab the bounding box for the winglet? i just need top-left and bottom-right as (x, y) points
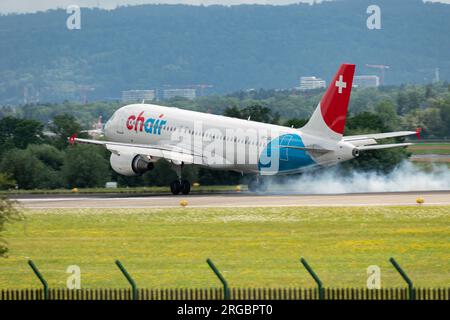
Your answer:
(415, 127), (422, 140)
(69, 133), (77, 145)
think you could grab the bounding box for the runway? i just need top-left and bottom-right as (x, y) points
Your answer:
(12, 190), (450, 209)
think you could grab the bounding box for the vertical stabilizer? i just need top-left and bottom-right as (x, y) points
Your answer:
(301, 63), (355, 140)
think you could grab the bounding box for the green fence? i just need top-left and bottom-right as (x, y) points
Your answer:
(1, 257), (446, 300)
(1, 287), (449, 300)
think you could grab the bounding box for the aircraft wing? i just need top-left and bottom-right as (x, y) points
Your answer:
(73, 137), (196, 164)
(343, 131), (416, 150)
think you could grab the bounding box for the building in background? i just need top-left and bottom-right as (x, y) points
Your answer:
(121, 90), (156, 103)
(163, 88), (196, 100)
(353, 75), (380, 88)
(299, 76), (326, 91)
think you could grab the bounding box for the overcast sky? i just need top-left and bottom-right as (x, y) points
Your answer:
(0, 0), (449, 14)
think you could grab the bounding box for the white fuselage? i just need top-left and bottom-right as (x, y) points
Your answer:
(104, 104), (355, 175)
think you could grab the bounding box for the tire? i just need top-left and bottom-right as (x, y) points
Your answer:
(180, 180), (191, 195)
(170, 180), (181, 195)
(248, 177), (258, 192)
(258, 180), (268, 192)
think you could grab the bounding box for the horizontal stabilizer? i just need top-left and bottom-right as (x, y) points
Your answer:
(343, 131), (416, 141)
(281, 145), (332, 154)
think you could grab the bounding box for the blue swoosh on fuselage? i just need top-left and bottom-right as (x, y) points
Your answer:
(258, 133), (315, 174)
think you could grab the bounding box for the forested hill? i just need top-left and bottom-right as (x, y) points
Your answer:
(1, 0), (450, 104)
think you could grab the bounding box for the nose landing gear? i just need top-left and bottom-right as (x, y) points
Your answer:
(170, 180), (181, 195)
(170, 179), (191, 195)
(180, 180), (191, 195)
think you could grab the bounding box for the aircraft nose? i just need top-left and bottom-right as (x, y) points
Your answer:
(104, 119), (111, 134)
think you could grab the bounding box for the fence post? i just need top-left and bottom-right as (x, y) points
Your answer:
(206, 259), (230, 300)
(300, 257), (324, 300)
(27, 260), (49, 300)
(389, 257), (414, 300)
(115, 260), (138, 300)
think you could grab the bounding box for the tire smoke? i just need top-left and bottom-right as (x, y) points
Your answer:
(275, 161), (450, 194)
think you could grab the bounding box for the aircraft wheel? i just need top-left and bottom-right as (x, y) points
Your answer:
(180, 180), (191, 195)
(258, 180), (268, 192)
(248, 177), (258, 192)
(170, 180), (181, 195)
(248, 176), (268, 192)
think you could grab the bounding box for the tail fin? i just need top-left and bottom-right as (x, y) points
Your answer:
(301, 63), (355, 140)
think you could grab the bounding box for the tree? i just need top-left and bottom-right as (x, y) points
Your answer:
(27, 144), (65, 170)
(1, 2), (450, 104)
(0, 117), (44, 156)
(396, 89), (423, 115)
(340, 146), (410, 174)
(0, 173), (15, 190)
(222, 106), (242, 119)
(425, 84), (434, 99)
(284, 118), (308, 128)
(440, 99), (450, 137)
(62, 145), (110, 188)
(346, 112), (388, 133)
(375, 100), (399, 131)
(421, 108), (446, 138)
(241, 105), (279, 124)
(0, 145), (63, 189)
(0, 198), (22, 257)
(49, 114), (87, 149)
(197, 167), (241, 185)
(143, 160), (198, 186)
(223, 104), (279, 124)
(402, 107), (446, 139)
(344, 112), (410, 173)
(429, 97), (450, 137)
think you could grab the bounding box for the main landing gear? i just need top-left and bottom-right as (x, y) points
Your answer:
(247, 175), (267, 193)
(170, 162), (191, 195)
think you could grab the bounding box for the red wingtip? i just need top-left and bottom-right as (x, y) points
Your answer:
(69, 133), (77, 145)
(415, 127), (422, 140)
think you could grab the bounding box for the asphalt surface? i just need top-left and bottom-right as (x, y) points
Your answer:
(12, 190), (450, 209)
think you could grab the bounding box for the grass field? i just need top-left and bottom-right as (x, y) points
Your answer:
(408, 143), (450, 155)
(0, 206), (449, 289)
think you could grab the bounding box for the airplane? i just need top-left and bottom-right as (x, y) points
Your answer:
(72, 63), (416, 195)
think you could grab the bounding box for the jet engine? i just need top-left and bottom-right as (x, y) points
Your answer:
(110, 153), (154, 176)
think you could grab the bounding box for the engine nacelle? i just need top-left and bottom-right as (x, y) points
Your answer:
(110, 153), (154, 176)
